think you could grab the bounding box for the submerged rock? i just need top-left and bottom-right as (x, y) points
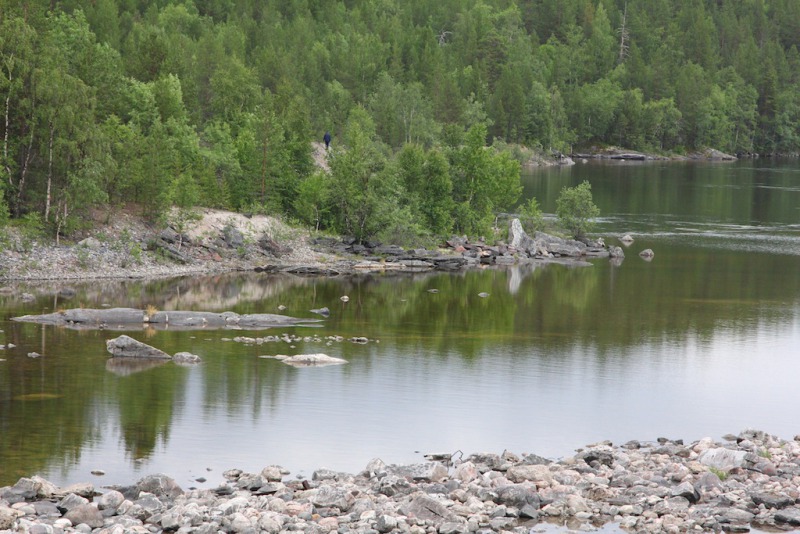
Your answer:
(267, 353), (348, 367)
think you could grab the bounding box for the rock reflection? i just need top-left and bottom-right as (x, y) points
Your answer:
(106, 357), (169, 376)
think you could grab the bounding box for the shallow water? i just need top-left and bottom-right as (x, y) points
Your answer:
(1, 159), (799, 492)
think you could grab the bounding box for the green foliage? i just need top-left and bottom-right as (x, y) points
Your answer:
(327, 107), (390, 242)
(294, 171), (330, 232)
(449, 124), (522, 236)
(1, 0), (799, 238)
(520, 197), (545, 235)
(556, 180), (600, 239)
(395, 144), (454, 237)
(708, 467), (729, 481)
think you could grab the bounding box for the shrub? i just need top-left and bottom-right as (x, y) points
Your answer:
(556, 180), (600, 239)
(520, 197), (545, 234)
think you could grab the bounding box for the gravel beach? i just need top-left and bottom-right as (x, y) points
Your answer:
(2, 429), (800, 533)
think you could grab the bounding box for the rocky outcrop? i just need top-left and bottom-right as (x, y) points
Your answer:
(507, 219), (608, 260)
(13, 308), (322, 330)
(4, 429), (800, 534)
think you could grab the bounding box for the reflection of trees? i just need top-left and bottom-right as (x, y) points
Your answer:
(0, 320), (104, 486)
(113, 359), (186, 460)
(3, 235), (800, 485)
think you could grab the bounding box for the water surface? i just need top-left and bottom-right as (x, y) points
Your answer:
(1, 159), (798, 489)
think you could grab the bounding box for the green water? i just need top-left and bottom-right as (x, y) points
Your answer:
(1, 159), (799, 489)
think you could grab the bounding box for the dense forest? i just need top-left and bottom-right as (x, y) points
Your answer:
(1, 0), (799, 242)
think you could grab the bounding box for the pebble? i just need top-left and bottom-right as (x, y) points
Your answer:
(2, 429), (799, 533)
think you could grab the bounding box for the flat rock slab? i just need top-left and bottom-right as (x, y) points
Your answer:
(13, 308), (323, 331)
(265, 354), (348, 367)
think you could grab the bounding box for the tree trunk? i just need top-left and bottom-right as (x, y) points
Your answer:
(2, 54), (11, 184)
(261, 137), (268, 202)
(45, 120), (54, 221)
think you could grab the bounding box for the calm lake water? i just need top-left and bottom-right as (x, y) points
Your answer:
(1, 159), (799, 491)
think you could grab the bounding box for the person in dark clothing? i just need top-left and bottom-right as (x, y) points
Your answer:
(323, 131), (332, 150)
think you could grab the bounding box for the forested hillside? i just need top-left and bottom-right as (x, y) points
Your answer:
(1, 0), (799, 242)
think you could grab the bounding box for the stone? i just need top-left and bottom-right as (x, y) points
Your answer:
(494, 485), (540, 509)
(64, 504), (104, 529)
(400, 494), (456, 524)
(639, 248), (655, 258)
(98, 490), (125, 511)
(60, 482), (95, 499)
(506, 464), (553, 486)
(278, 353), (348, 367)
(0, 506), (22, 529)
(452, 462), (478, 483)
(260, 465), (285, 482)
(579, 449), (614, 467)
(376, 513), (397, 533)
(387, 462), (448, 483)
(507, 219), (537, 254)
(57, 493), (90, 512)
(719, 508), (755, 524)
(173, 352), (202, 364)
(671, 481), (700, 503)
(775, 508), (800, 526)
(221, 225), (245, 248)
(310, 485), (354, 511)
(134, 473), (183, 500)
(698, 448), (748, 471)
(106, 335), (171, 360)
(750, 491), (795, 509)
(32, 501), (60, 517)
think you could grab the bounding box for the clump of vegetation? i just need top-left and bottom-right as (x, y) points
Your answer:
(708, 467), (729, 481)
(519, 197), (545, 235)
(556, 181), (600, 239)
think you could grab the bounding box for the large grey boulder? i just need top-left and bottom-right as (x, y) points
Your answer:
(64, 504), (104, 529)
(106, 335), (171, 360)
(508, 219), (536, 253)
(400, 494), (458, 524)
(135, 474), (184, 500)
(57, 492), (89, 512)
(387, 462), (448, 483)
(494, 484), (541, 509)
(698, 448), (748, 471)
(310, 485), (355, 511)
(751, 491), (795, 509)
(775, 508), (800, 526)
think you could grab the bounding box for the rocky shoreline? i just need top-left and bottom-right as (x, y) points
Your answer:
(0, 206), (630, 285)
(2, 429), (800, 533)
